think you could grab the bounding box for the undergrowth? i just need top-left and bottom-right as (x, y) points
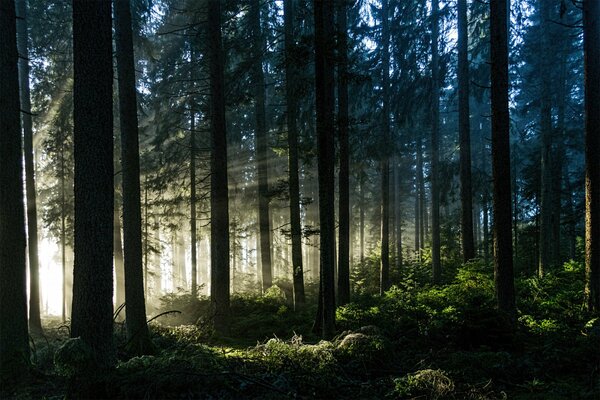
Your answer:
(4, 260), (599, 399)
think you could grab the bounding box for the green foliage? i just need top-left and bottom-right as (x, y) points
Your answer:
(53, 337), (94, 377)
(390, 369), (455, 399)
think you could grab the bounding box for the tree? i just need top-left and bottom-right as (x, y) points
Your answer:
(337, 0), (350, 305)
(380, 0), (391, 294)
(208, 0), (230, 333)
(70, 0), (115, 368)
(0, 0), (30, 379)
(284, 0), (305, 308)
(114, 0), (153, 354)
(457, 0), (475, 262)
(314, 0), (336, 339)
(431, 0), (442, 284)
(490, 0), (515, 315)
(584, 0), (600, 313)
(17, 0), (43, 334)
(251, 0), (273, 293)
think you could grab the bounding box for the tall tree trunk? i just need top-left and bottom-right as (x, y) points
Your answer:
(60, 141), (67, 322)
(71, 0), (115, 369)
(417, 136), (425, 255)
(251, 0), (273, 293)
(314, 0), (336, 339)
(431, 0), (442, 283)
(114, 0), (152, 355)
(360, 171), (365, 263)
(380, 0), (391, 294)
(394, 159), (403, 270)
(337, 0), (350, 306)
(16, 0), (42, 334)
(284, 0), (305, 307)
(584, 0), (600, 313)
(190, 111), (198, 297)
(538, 1), (553, 278)
(208, 0), (230, 333)
(458, 0), (475, 262)
(490, 0), (516, 316)
(0, 0), (30, 377)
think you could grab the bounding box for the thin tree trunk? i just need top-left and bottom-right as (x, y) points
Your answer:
(61, 141), (67, 322)
(431, 0), (442, 283)
(379, 0), (391, 294)
(360, 172), (365, 263)
(458, 0), (475, 262)
(337, 0), (350, 306)
(208, 0), (230, 333)
(584, 0), (600, 313)
(314, 0), (336, 339)
(251, 0), (273, 293)
(190, 111), (198, 297)
(394, 160), (403, 269)
(114, 206), (125, 310)
(0, 0), (30, 375)
(16, 0), (43, 334)
(490, 0), (516, 316)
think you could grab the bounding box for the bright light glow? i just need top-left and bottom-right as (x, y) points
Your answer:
(38, 238), (63, 316)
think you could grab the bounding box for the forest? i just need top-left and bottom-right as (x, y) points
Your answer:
(0, 0), (599, 398)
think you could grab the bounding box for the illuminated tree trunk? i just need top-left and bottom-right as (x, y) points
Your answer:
(208, 0), (231, 333)
(71, 0), (115, 368)
(584, 0), (600, 312)
(490, 0), (516, 315)
(0, 0), (30, 378)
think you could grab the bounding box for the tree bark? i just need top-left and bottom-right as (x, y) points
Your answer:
(190, 108), (198, 297)
(251, 0), (273, 293)
(0, 0), (30, 378)
(584, 0), (600, 313)
(431, 0), (442, 284)
(71, 0), (115, 368)
(337, 0), (350, 306)
(379, 0), (391, 294)
(284, 0), (305, 308)
(458, 0), (475, 262)
(314, 0), (336, 339)
(114, 0), (152, 355)
(208, 0), (230, 333)
(490, 0), (516, 316)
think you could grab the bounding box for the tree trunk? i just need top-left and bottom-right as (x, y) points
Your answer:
(284, 0), (305, 308)
(431, 0), (442, 284)
(379, 0), (391, 294)
(490, 0), (516, 316)
(251, 0), (273, 293)
(190, 110), (198, 297)
(0, 0), (30, 378)
(314, 0), (336, 339)
(458, 0), (475, 262)
(208, 0), (230, 333)
(114, 0), (152, 355)
(584, 0), (600, 313)
(16, 0), (43, 335)
(114, 206), (125, 310)
(71, 0), (115, 369)
(337, 0), (350, 306)
(394, 159), (403, 270)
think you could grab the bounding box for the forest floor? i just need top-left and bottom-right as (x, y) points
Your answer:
(3, 260), (600, 399)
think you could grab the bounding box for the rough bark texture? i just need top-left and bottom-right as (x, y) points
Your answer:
(250, 0), (273, 293)
(0, 0), (30, 379)
(337, 0), (350, 306)
(284, 0), (305, 308)
(314, 0), (336, 339)
(490, 0), (516, 315)
(457, 0), (475, 262)
(431, 0), (441, 284)
(584, 0), (600, 313)
(114, 206), (125, 310)
(71, 0), (115, 368)
(114, 0), (153, 355)
(208, 0), (230, 333)
(380, 0), (391, 295)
